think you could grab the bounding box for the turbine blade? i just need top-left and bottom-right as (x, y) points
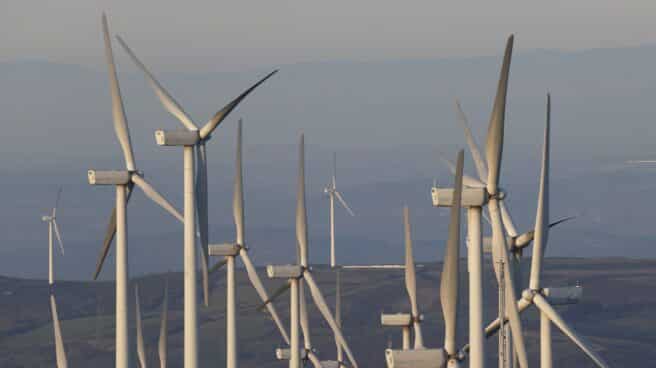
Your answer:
(455, 100), (488, 180)
(334, 191), (355, 216)
(52, 186), (63, 217)
(209, 258), (229, 274)
(304, 271), (359, 368)
(93, 182), (134, 280)
(52, 219), (65, 255)
(499, 199), (519, 237)
(195, 143), (210, 307)
(256, 281), (291, 312)
(332, 152), (337, 188)
(403, 206), (424, 349)
(135, 285), (147, 368)
(296, 133), (309, 267)
(115, 36), (197, 130)
(131, 174), (184, 223)
(50, 293), (69, 368)
(159, 281), (168, 368)
(240, 250), (290, 344)
(299, 280), (314, 351)
(307, 351), (323, 368)
(485, 35), (514, 194)
(440, 150), (463, 355)
(549, 215), (576, 228)
(529, 93), (551, 291)
(533, 294), (609, 368)
(336, 270), (344, 362)
(198, 70), (278, 139)
(234, 119), (245, 244)
(101, 15), (136, 171)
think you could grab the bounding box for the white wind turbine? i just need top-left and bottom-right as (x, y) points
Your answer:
(207, 119), (291, 368)
(433, 35), (528, 368)
(385, 149), (465, 368)
(324, 153), (355, 268)
(115, 35), (276, 368)
(266, 134), (359, 368)
(116, 36), (278, 310)
(44, 188), (68, 368)
(516, 94), (610, 368)
(43, 187), (65, 285)
(88, 15), (184, 368)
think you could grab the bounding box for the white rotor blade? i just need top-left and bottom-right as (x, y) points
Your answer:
(52, 219), (65, 255)
(159, 282), (168, 368)
(529, 94), (551, 291)
(195, 143), (210, 307)
(50, 293), (68, 368)
(533, 294), (609, 368)
(332, 152), (337, 189)
(240, 250), (290, 344)
(299, 280), (315, 355)
(131, 174), (184, 223)
(52, 186), (62, 217)
(198, 70), (278, 139)
(115, 36), (197, 131)
(334, 191), (355, 216)
(440, 150), (463, 355)
(335, 270), (343, 362)
(304, 271), (358, 368)
(403, 206), (423, 349)
(234, 119), (245, 244)
(296, 134), (309, 266)
(485, 35), (513, 194)
(101, 14), (136, 172)
(135, 285), (147, 368)
(499, 200), (519, 237)
(455, 100), (488, 181)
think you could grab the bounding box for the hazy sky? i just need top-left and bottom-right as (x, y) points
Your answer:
(3, 1), (656, 71)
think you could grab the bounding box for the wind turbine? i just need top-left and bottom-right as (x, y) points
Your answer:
(116, 35), (277, 310)
(266, 133), (359, 368)
(380, 206), (425, 351)
(45, 188), (68, 368)
(88, 15), (184, 368)
(517, 94), (610, 368)
(207, 119), (291, 368)
(324, 153), (355, 268)
(385, 149), (465, 368)
(43, 187), (65, 285)
(115, 35), (276, 368)
(454, 92), (576, 368)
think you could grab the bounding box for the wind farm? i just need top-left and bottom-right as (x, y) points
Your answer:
(3, 4), (656, 368)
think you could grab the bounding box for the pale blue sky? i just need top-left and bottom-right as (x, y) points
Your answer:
(3, 1), (656, 71)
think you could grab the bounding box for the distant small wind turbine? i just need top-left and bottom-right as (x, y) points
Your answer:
(323, 153), (355, 268)
(42, 187), (65, 285)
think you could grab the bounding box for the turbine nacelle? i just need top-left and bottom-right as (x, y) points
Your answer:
(267, 264), (303, 279)
(208, 243), (241, 257)
(42, 215), (53, 222)
(155, 129), (200, 146)
(87, 170), (131, 185)
(543, 285), (583, 306)
(380, 313), (421, 326)
(431, 186), (488, 208)
(385, 348), (447, 368)
(275, 347), (309, 360)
